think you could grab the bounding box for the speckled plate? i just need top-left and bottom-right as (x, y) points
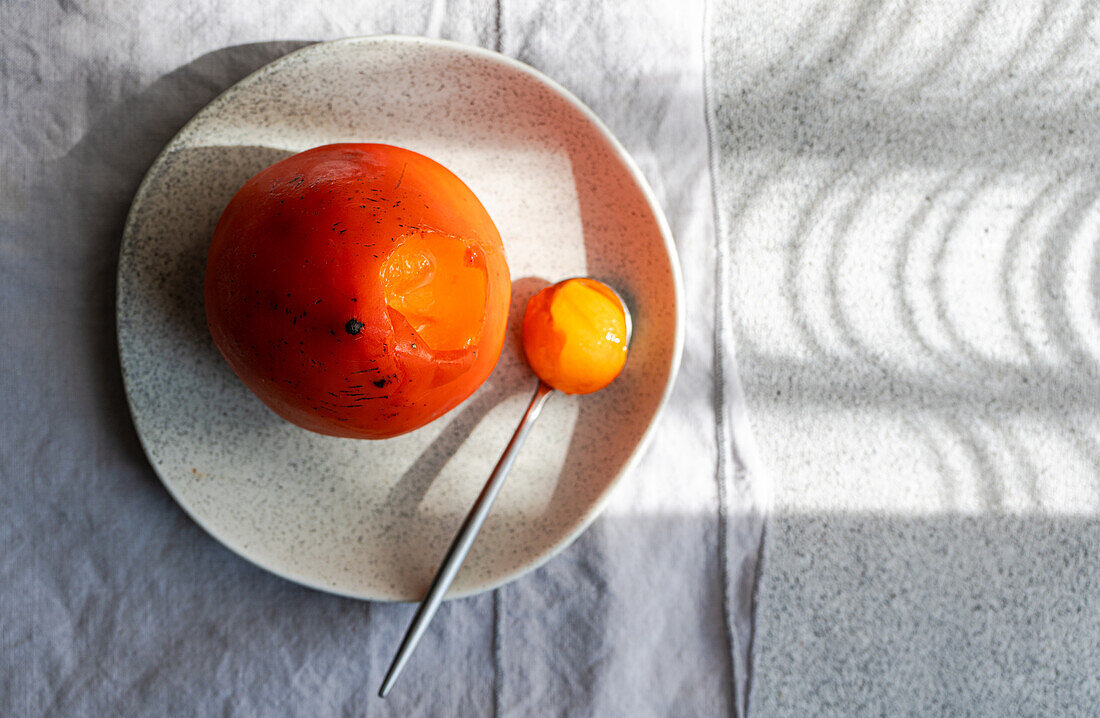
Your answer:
(117, 36), (683, 600)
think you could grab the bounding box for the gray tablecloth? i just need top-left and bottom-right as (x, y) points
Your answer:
(13, 1), (1100, 716)
(2, 1), (763, 716)
(709, 1), (1100, 714)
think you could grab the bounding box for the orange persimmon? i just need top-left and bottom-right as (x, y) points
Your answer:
(522, 278), (629, 395)
(204, 143), (510, 439)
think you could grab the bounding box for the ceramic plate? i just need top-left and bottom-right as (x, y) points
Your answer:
(117, 36), (683, 600)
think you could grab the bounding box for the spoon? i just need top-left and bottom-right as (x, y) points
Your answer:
(379, 279), (632, 697)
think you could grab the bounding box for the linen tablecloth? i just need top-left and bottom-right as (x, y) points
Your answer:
(12, 1), (1094, 715)
(709, 0), (1100, 713)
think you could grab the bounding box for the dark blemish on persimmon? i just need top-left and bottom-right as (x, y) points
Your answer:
(345, 318), (364, 335)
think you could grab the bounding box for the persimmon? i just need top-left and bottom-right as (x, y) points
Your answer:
(522, 278), (629, 395)
(204, 143), (510, 439)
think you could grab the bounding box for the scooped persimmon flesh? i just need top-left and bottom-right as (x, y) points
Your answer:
(522, 278), (629, 395)
(204, 143), (510, 439)
(380, 229), (489, 351)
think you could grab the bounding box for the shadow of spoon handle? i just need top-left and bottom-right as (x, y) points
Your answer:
(379, 380), (555, 697)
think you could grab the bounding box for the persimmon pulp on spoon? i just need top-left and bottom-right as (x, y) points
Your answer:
(522, 277), (630, 394)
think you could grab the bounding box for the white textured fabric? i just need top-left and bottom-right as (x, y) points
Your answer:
(707, 0), (1100, 714)
(2, 1), (759, 716)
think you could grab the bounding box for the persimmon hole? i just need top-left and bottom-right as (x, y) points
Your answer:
(380, 230), (488, 351)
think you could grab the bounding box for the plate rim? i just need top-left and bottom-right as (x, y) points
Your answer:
(116, 34), (686, 602)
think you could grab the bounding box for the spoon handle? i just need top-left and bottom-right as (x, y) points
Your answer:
(379, 381), (555, 697)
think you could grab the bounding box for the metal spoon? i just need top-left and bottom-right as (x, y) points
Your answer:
(379, 282), (632, 698)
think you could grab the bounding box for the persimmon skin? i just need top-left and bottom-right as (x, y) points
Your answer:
(204, 143), (510, 439)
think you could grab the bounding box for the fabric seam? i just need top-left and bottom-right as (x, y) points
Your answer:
(701, 0), (741, 715)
